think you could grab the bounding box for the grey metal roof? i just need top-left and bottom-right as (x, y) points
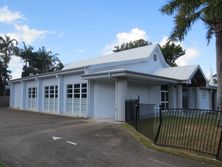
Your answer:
(63, 44), (158, 70)
(153, 65), (199, 81)
(82, 69), (180, 84)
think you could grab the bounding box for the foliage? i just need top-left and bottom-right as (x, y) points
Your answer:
(113, 39), (152, 52)
(160, 0), (222, 108)
(161, 42), (185, 66)
(0, 35), (18, 95)
(18, 43), (64, 77)
(160, 0), (222, 43)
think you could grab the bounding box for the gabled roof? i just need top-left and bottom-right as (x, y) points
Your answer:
(63, 44), (158, 70)
(153, 65), (205, 82)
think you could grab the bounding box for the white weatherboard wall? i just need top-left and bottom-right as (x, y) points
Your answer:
(127, 81), (161, 105)
(14, 82), (21, 109)
(199, 89), (210, 110)
(188, 87), (196, 109)
(92, 80), (115, 119)
(115, 79), (127, 121)
(123, 52), (167, 74)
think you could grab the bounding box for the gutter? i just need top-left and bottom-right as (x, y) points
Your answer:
(82, 70), (181, 83)
(9, 67), (85, 83)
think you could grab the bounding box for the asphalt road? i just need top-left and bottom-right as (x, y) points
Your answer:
(0, 108), (214, 167)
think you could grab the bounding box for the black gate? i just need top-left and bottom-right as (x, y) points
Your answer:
(125, 97), (139, 129)
(125, 96), (158, 140)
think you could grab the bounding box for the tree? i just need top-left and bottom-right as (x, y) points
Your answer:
(161, 42), (185, 66)
(17, 43), (64, 77)
(0, 35), (18, 95)
(160, 0), (222, 109)
(113, 39), (152, 52)
(35, 46), (64, 74)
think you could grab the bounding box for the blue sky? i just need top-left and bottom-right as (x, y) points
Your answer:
(0, 0), (216, 79)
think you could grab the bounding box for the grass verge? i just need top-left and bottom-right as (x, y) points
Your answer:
(0, 161), (5, 167)
(122, 123), (222, 167)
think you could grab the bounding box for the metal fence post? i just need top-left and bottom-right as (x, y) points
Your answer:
(216, 112), (222, 160)
(155, 105), (162, 144)
(135, 96), (140, 130)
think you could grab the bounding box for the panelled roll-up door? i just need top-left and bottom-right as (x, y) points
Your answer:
(66, 83), (87, 117)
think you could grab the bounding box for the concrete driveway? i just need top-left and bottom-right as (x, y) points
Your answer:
(0, 108), (213, 167)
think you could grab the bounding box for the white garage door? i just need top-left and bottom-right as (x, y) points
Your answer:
(44, 85), (58, 113)
(27, 87), (37, 111)
(66, 83), (87, 117)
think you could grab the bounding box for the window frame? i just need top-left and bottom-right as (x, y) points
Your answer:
(161, 85), (169, 110)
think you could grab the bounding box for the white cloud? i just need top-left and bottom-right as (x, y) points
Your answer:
(7, 24), (52, 44)
(77, 49), (84, 53)
(8, 56), (23, 79)
(159, 35), (181, 46)
(103, 28), (148, 54)
(159, 36), (168, 47)
(175, 47), (199, 66)
(0, 6), (57, 79)
(0, 6), (24, 23)
(160, 36), (199, 66)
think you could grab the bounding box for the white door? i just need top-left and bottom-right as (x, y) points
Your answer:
(44, 85), (58, 113)
(65, 83), (87, 117)
(27, 87), (37, 111)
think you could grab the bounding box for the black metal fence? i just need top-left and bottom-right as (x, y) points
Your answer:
(155, 108), (222, 159)
(125, 97), (158, 140)
(125, 98), (222, 160)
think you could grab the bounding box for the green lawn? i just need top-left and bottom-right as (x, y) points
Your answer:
(0, 162), (5, 167)
(132, 113), (222, 156)
(122, 123), (222, 167)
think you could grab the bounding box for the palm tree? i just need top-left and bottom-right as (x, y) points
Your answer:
(160, 0), (222, 110)
(17, 42), (35, 77)
(17, 44), (64, 77)
(0, 35), (18, 67)
(0, 35), (18, 95)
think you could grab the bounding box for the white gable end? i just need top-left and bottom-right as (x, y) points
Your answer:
(82, 44), (170, 74)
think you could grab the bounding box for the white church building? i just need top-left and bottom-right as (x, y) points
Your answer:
(9, 44), (216, 121)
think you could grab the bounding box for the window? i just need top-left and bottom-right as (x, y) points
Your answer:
(28, 88), (32, 98)
(28, 87), (37, 98)
(32, 87), (36, 98)
(45, 85), (58, 99)
(55, 86), (58, 98)
(67, 84), (73, 98)
(161, 85), (168, 110)
(81, 83), (87, 98)
(74, 84), (80, 98)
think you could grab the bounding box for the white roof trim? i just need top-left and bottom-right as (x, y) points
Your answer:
(9, 67), (85, 83)
(82, 69), (180, 84)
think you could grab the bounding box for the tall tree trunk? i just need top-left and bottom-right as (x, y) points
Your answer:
(216, 30), (222, 110)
